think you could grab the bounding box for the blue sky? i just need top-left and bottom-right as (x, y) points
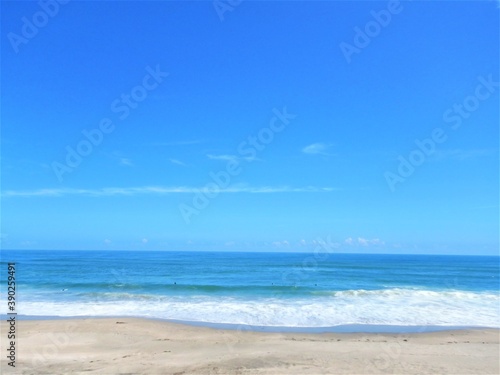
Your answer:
(1, 1), (498, 254)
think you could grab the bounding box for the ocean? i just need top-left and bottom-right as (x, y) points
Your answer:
(1, 250), (499, 331)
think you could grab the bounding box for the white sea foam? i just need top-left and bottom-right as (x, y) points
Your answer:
(16, 288), (500, 328)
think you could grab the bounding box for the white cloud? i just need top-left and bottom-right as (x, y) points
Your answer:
(302, 143), (333, 156)
(1, 185), (338, 198)
(141, 238), (148, 244)
(168, 158), (188, 167)
(357, 237), (370, 246)
(345, 237), (384, 246)
(104, 239), (112, 245)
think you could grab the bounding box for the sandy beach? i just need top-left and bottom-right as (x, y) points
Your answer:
(1, 318), (498, 374)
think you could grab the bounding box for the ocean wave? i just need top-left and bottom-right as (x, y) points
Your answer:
(14, 288), (500, 328)
(318, 288), (499, 300)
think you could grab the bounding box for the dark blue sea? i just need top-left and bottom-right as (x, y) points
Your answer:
(1, 250), (498, 330)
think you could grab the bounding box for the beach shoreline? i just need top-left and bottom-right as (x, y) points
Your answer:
(1, 317), (498, 374)
(2, 314), (496, 334)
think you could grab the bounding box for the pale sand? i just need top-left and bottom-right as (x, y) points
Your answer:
(1, 318), (498, 374)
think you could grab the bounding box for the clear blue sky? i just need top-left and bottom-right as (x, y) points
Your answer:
(1, 1), (498, 254)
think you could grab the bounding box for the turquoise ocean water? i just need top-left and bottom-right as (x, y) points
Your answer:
(1, 250), (498, 330)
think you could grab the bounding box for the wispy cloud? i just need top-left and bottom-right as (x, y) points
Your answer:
(302, 143), (333, 156)
(207, 154), (262, 162)
(168, 158), (189, 167)
(119, 158), (134, 167)
(207, 154), (237, 161)
(106, 151), (134, 167)
(1, 185), (338, 198)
